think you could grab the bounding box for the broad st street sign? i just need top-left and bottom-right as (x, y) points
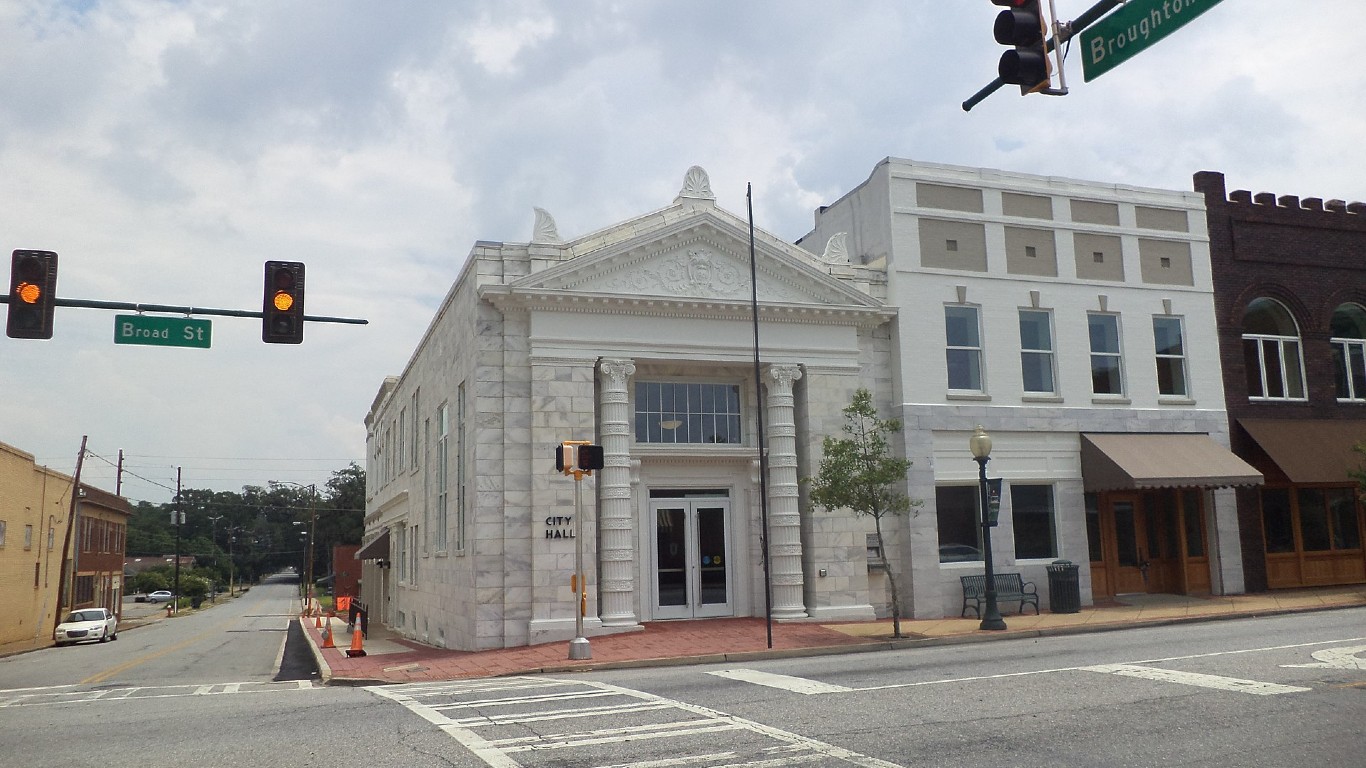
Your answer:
(114, 314), (212, 349)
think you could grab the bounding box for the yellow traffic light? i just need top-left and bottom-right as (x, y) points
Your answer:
(16, 281), (41, 304)
(273, 290), (294, 312)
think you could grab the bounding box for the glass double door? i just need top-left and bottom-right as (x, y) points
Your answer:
(651, 497), (732, 619)
(1106, 493), (1181, 595)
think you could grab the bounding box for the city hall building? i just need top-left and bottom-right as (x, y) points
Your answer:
(361, 161), (1263, 651)
(361, 167), (895, 650)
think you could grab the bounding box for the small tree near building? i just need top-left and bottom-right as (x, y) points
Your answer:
(807, 388), (918, 638)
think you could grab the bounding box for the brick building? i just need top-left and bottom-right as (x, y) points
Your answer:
(0, 440), (130, 649)
(1195, 171), (1366, 591)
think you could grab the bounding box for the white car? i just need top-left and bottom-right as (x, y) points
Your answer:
(54, 608), (118, 646)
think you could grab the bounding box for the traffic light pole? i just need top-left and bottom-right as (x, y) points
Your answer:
(963, 0), (1122, 111)
(0, 295), (367, 326)
(569, 470), (591, 661)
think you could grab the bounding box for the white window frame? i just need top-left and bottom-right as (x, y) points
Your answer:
(1088, 312), (1125, 396)
(1153, 315), (1189, 398)
(1243, 298), (1307, 401)
(436, 402), (450, 553)
(456, 382), (466, 552)
(945, 304), (984, 393)
(1331, 304), (1366, 402)
(1018, 308), (1056, 395)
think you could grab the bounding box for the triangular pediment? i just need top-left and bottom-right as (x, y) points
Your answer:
(509, 208), (879, 309)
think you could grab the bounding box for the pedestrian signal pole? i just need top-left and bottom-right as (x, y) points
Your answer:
(556, 440), (604, 660)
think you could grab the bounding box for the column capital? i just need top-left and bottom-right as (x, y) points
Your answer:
(764, 364), (803, 391)
(599, 359), (636, 387)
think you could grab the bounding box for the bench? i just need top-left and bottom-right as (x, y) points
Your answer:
(960, 573), (1040, 618)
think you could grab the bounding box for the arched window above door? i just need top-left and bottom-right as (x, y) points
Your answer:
(1241, 298), (1306, 400)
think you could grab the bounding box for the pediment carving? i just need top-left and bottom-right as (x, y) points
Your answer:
(570, 245), (812, 303)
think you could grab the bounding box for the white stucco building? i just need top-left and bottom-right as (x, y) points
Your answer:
(799, 159), (1260, 619)
(361, 160), (1262, 651)
(361, 167), (896, 650)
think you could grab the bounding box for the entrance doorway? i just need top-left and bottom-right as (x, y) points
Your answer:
(1088, 490), (1207, 598)
(649, 494), (732, 619)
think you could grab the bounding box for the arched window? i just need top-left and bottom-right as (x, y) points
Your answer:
(1242, 298), (1306, 400)
(1331, 303), (1366, 401)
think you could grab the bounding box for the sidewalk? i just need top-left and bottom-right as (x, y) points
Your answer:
(300, 584), (1366, 686)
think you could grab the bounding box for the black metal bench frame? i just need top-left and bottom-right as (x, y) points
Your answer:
(959, 573), (1040, 618)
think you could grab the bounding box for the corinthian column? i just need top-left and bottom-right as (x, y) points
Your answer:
(597, 358), (638, 626)
(764, 364), (807, 619)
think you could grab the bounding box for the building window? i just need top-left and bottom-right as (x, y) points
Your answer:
(436, 403), (449, 552)
(634, 382), (742, 444)
(945, 305), (983, 392)
(1331, 303), (1366, 401)
(24, 524), (34, 550)
(936, 486), (982, 562)
(1153, 316), (1189, 397)
(456, 382), (467, 551)
(0, 519), (6, 547)
(396, 524), (408, 583)
(1242, 298), (1306, 400)
(1011, 484), (1057, 560)
(409, 524), (419, 584)
(1018, 309), (1055, 394)
(1088, 313), (1124, 395)
(397, 408), (406, 476)
(411, 390), (420, 471)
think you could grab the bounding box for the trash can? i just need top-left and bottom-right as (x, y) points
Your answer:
(1046, 559), (1081, 613)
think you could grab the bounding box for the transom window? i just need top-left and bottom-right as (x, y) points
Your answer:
(1018, 309), (1055, 394)
(1088, 313), (1124, 395)
(945, 305), (983, 392)
(1153, 315), (1189, 397)
(635, 382), (742, 444)
(1331, 303), (1366, 401)
(1242, 298), (1306, 400)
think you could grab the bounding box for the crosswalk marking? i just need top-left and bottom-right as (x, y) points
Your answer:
(0, 679), (316, 708)
(707, 669), (854, 694)
(369, 676), (905, 768)
(1082, 664), (1311, 695)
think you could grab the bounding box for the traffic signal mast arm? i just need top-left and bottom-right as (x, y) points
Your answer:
(0, 295), (368, 325)
(964, 0), (1124, 111)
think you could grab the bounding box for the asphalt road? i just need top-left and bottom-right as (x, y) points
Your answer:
(1, 588), (1362, 768)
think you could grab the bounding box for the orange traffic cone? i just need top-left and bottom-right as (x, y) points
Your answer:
(321, 620), (335, 649)
(314, 613), (323, 629)
(345, 627), (366, 658)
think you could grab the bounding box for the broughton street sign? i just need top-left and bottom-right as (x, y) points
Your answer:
(1081, 0), (1225, 82)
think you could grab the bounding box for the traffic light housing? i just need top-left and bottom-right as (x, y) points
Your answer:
(262, 260), (305, 344)
(992, 0), (1049, 94)
(6, 250), (58, 339)
(555, 442), (604, 475)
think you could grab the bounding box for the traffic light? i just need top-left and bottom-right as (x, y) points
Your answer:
(555, 442), (604, 475)
(992, 0), (1049, 94)
(6, 250), (58, 339)
(262, 260), (305, 344)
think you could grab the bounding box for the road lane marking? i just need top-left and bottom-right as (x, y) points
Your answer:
(708, 669), (854, 694)
(0, 680), (319, 707)
(1082, 664), (1311, 695)
(1281, 645), (1366, 670)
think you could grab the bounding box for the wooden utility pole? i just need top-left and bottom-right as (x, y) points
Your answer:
(53, 436), (88, 634)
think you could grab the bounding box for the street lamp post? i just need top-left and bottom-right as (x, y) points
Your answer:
(970, 425), (1006, 631)
(278, 482), (318, 613)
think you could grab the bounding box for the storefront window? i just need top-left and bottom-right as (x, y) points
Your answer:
(634, 382), (742, 444)
(1085, 493), (1102, 562)
(1297, 489), (1332, 551)
(1328, 488), (1361, 550)
(1011, 484), (1056, 559)
(936, 485), (982, 562)
(1261, 489), (1295, 553)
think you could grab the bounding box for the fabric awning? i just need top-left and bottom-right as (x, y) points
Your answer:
(1080, 433), (1263, 492)
(1240, 419), (1366, 484)
(355, 530), (390, 561)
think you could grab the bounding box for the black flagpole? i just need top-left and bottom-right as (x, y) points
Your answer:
(748, 183), (773, 648)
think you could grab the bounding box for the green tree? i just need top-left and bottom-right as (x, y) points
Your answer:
(807, 388), (918, 638)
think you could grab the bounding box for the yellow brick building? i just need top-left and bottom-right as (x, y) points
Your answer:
(0, 440), (130, 651)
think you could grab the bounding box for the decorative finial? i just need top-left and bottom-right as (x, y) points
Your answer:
(676, 166), (715, 201)
(532, 207), (561, 243)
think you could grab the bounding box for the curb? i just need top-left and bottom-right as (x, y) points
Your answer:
(315, 600), (1364, 686)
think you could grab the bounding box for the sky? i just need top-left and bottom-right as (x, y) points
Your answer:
(1, 0), (1361, 505)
